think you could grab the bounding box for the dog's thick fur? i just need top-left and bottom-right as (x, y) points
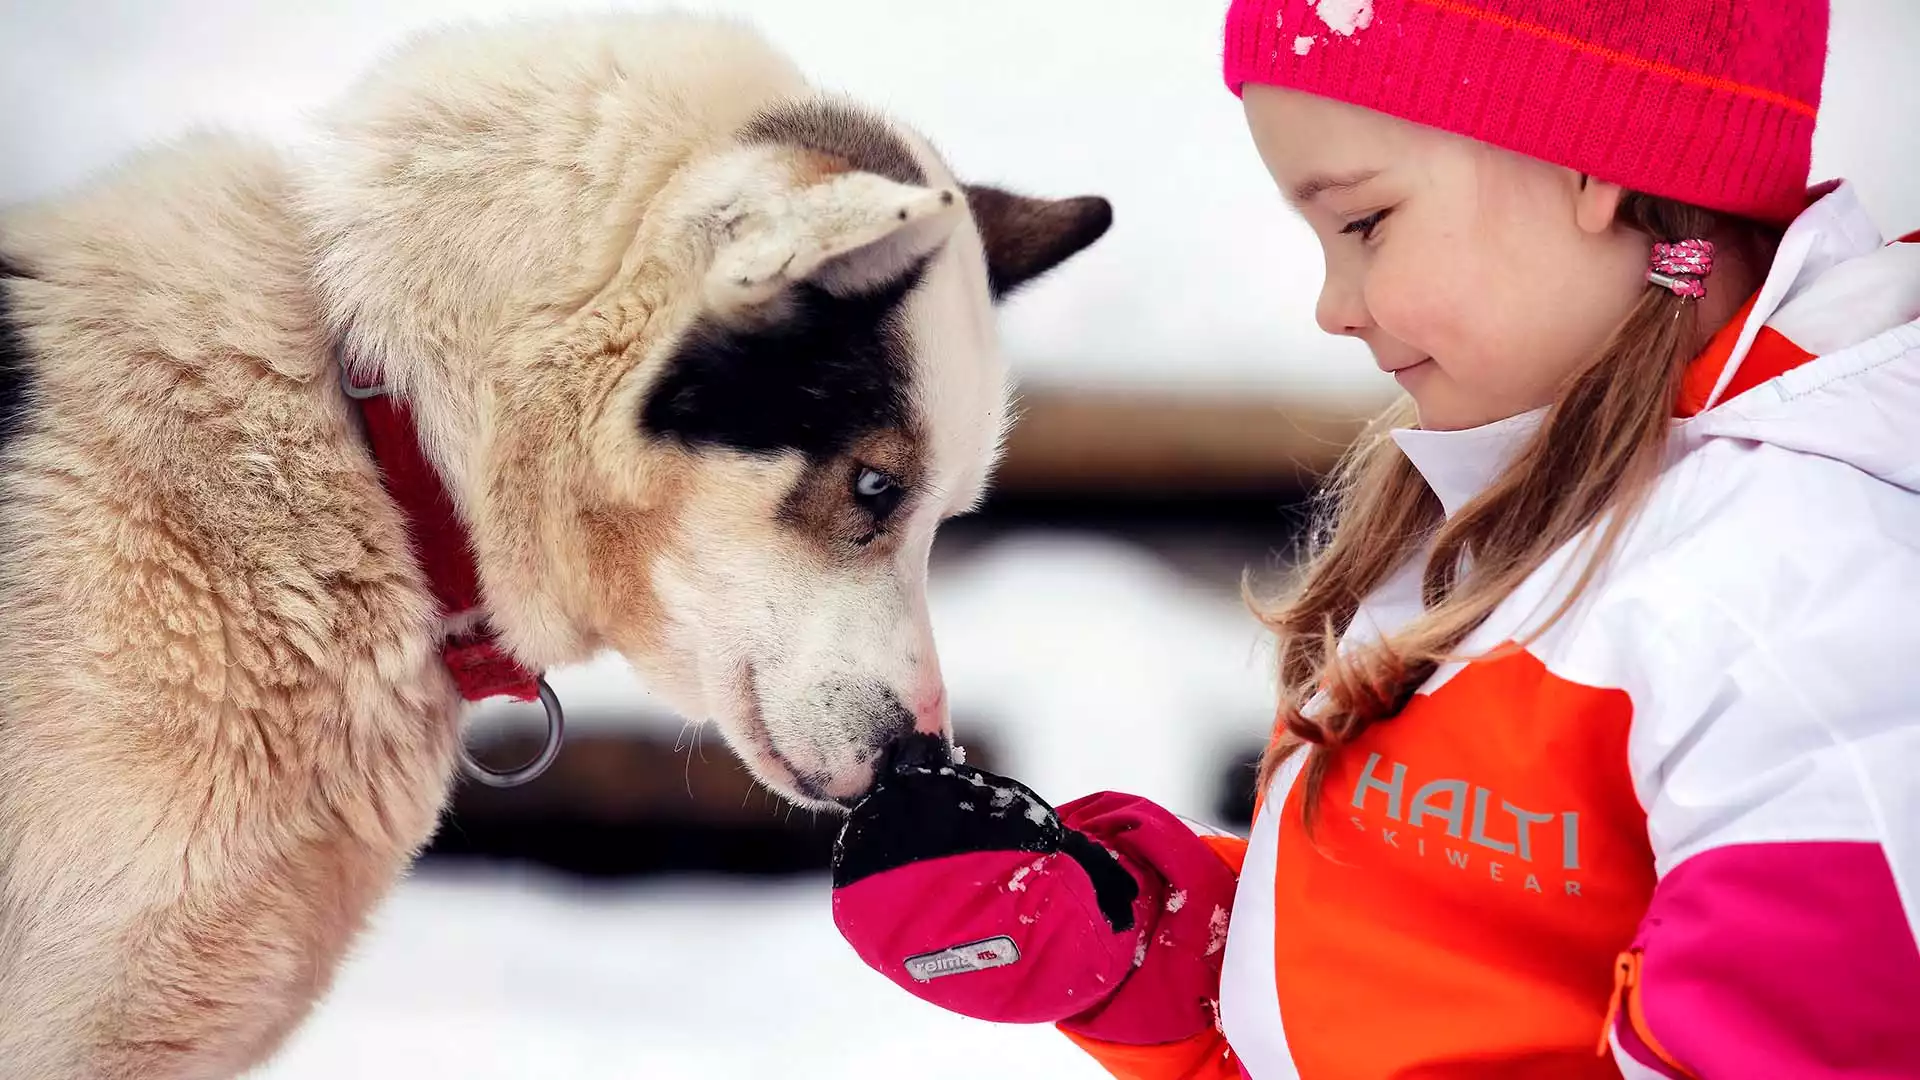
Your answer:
(0, 14), (1109, 1077)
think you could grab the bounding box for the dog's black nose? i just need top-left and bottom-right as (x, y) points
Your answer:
(881, 731), (952, 776)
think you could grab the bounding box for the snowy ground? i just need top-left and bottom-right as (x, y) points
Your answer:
(253, 866), (1105, 1080)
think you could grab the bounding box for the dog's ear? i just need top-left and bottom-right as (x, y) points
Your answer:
(706, 171), (967, 317)
(963, 186), (1113, 301)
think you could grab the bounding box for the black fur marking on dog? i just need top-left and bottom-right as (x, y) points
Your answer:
(640, 265), (927, 461)
(0, 257), (35, 463)
(739, 99), (927, 187)
(962, 186), (1114, 301)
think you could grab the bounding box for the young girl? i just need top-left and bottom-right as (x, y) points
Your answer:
(830, 1), (1920, 1076)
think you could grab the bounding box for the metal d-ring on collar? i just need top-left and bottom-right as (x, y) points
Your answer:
(337, 354), (389, 400)
(337, 351), (566, 789)
(461, 675), (566, 788)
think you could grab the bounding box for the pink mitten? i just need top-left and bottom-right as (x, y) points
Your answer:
(830, 736), (1239, 1046)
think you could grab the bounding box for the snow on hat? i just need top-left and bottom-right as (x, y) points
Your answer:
(1223, 0), (1828, 223)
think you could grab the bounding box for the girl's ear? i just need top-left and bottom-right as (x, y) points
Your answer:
(1574, 173), (1629, 235)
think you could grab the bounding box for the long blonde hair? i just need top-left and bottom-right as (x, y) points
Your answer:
(1252, 194), (1777, 827)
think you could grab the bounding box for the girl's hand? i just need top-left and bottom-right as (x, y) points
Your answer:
(830, 735), (1240, 1047)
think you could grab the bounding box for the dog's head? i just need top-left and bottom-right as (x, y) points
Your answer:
(598, 104), (1111, 806)
(304, 17), (1109, 808)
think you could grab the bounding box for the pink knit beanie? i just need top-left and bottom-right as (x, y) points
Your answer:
(1223, 0), (1828, 223)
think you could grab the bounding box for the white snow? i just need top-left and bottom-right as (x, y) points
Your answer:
(1294, 35), (1317, 56)
(250, 868), (1105, 1079)
(1312, 0), (1375, 36)
(1165, 889), (1188, 914)
(1006, 857), (1048, 893)
(1205, 906), (1232, 957)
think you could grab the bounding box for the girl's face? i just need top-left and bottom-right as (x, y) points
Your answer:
(1243, 85), (1652, 431)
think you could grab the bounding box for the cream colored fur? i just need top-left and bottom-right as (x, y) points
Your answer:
(0, 13), (1098, 1077)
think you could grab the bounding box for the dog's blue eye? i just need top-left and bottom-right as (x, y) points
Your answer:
(854, 468), (894, 499)
(851, 467), (904, 526)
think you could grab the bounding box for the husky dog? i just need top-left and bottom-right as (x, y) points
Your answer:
(0, 13), (1109, 1077)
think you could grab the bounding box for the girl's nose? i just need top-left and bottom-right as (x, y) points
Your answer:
(1316, 268), (1372, 338)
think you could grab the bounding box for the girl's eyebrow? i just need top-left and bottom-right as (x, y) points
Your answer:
(1289, 169), (1380, 206)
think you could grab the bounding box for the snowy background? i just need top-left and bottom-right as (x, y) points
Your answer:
(7, 0), (1917, 400)
(3, 1), (1917, 1077)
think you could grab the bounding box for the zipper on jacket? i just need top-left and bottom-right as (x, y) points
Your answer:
(1599, 948), (1698, 1079)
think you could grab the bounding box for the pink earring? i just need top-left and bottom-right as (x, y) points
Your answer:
(1648, 239), (1715, 300)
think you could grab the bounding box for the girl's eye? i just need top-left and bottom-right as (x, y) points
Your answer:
(1341, 209), (1390, 243)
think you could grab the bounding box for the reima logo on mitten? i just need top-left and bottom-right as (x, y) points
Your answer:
(902, 936), (1021, 981)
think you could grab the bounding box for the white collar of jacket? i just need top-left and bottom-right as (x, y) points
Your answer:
(1389, 180), (1920, 518)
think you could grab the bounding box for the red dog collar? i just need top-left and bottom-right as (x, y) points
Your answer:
(339, 354), (563, 786)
